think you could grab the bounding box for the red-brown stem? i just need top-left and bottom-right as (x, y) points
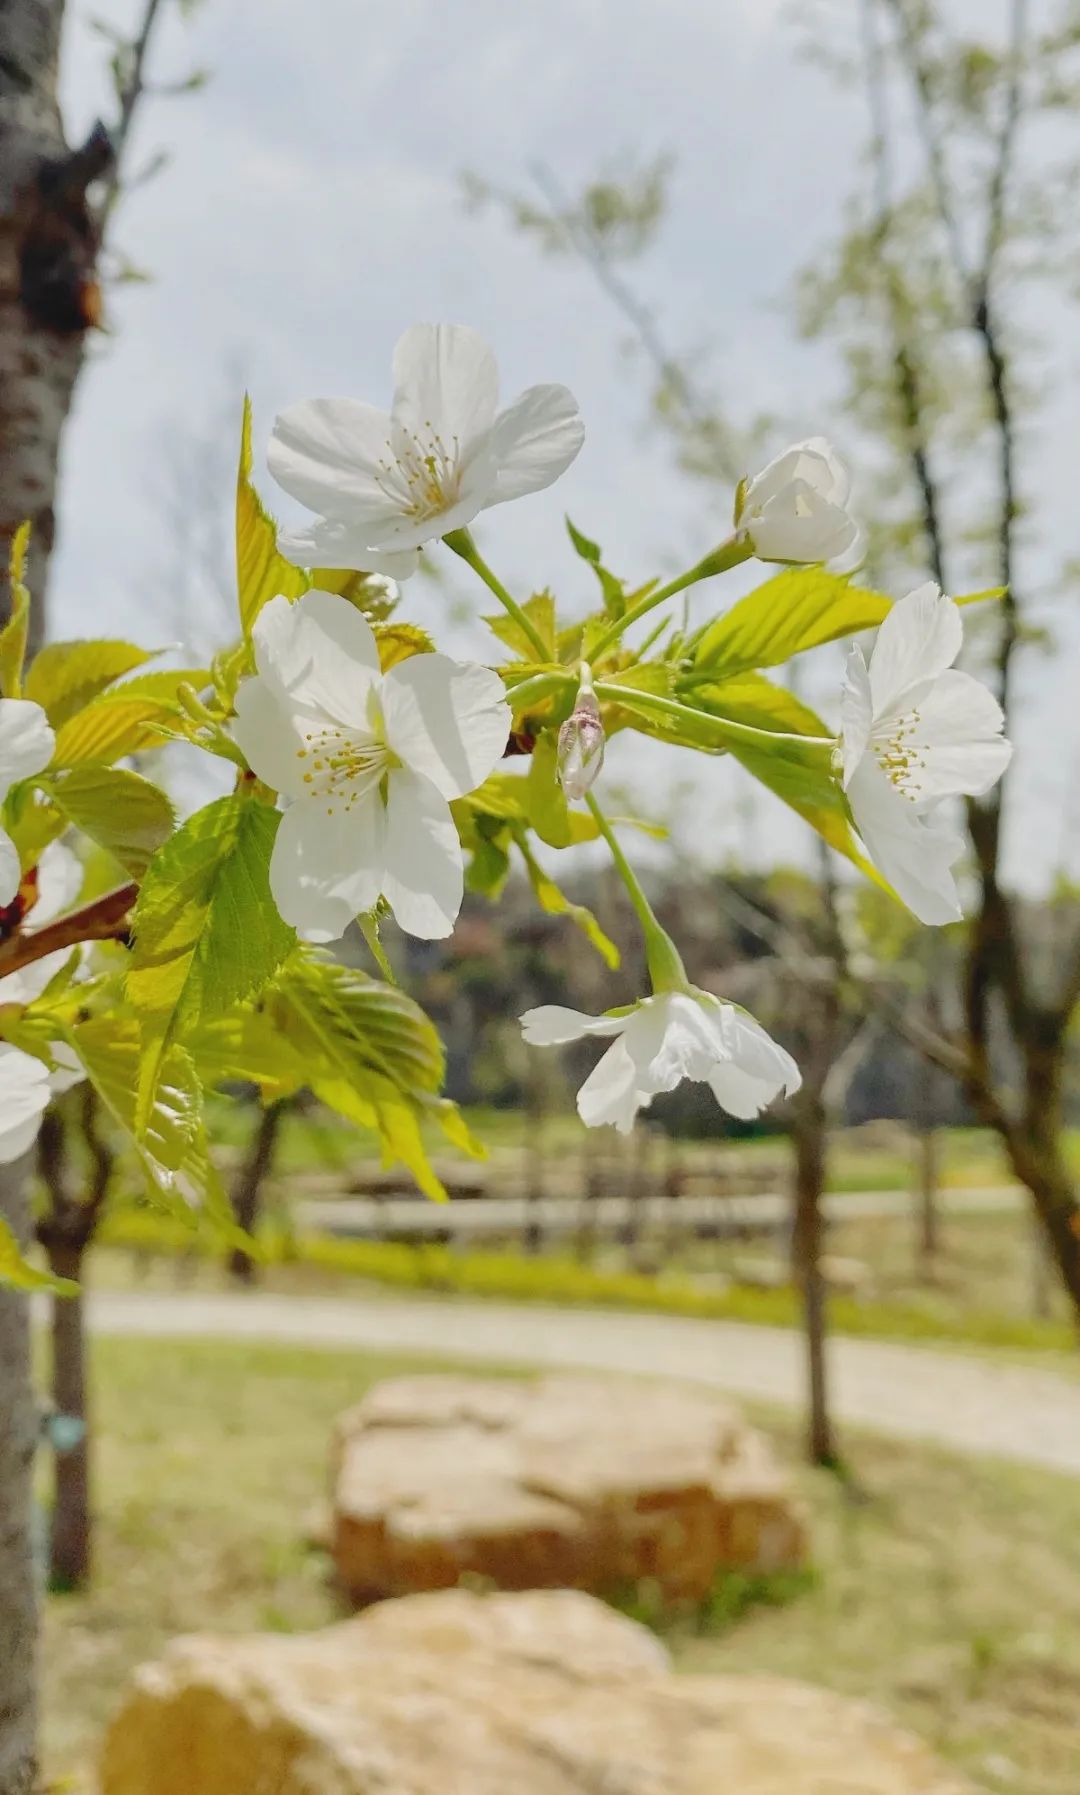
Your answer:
(0, 882), (136, 980)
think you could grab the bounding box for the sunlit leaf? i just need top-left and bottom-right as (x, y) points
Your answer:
(235, 394), (307, 636)
(25, 639), (154, 727)
(49, 765), (175, 878)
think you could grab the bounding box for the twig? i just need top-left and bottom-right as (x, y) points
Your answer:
(96, 0), (168, 229)
(0, 883), (136, 980)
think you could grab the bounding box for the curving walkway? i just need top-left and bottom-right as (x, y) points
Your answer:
(77, 1286), (1080, 1476)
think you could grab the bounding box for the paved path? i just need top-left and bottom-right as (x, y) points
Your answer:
(82, 1287), (1080, 1477)
(297, 1184), (1022, 1242)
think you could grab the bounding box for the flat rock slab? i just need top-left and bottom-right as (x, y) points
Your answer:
(330, 1373), (806, 1604)
(101, 1587), (976, 1795)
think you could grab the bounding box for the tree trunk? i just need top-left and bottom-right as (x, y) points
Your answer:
(0, 1159), (40, 1795)
(228, 1101), (284, 1285)
(916, 1121), (940, 1272)
(790, 1092), (837, 1468)
(43, 1238), (89, 1589)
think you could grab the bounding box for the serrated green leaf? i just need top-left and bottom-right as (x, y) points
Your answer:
(375, 622), (434, 670)
(49, 765), (175, 877)
(25, 639), (154, 727)
(565, 518), (632, 618)
(128, 797), (296, 1127)
(685, 671), (834, 738)
(484, 591), (557, 662)
(0, 1216), (78, 1296)
(694, 568), (894, 677)
(236, 395), (308, 636)
(52, 669), (211, 767)
(517, 834), (619, 969)
(0, 524), (31, 698)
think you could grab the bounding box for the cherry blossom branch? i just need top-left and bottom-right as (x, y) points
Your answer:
(0, 883), (136, 980)
(443, 528), (551, 660)
(584, 793), (687, 994)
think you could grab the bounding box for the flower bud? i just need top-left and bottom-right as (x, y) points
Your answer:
(735, 437), (863, 571)
(558, 689), (605, 802)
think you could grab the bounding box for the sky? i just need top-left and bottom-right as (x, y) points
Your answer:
(52, 0), (1078, 891)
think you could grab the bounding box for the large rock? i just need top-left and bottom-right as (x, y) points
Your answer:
(101, 1587), (975, 1795)
(330, 1373), (807, 1604)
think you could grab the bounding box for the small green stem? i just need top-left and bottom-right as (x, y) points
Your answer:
(589, 534), (753, 663)
(594, 680), (835, 756)
(585, 794), (688, 993)
(444, 528), (550, 661)
(505, 669), (575, 712)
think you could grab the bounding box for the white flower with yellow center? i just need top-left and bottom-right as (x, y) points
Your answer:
(233, 589), (511, 941)
(0, 697), (55, 905)
(736, 437), (863, 570)
(840, 582), (1011, 924)
(268, 323), (585, 581)
(521, 990), (801, 1134)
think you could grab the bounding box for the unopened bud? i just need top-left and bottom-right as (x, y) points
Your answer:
(558, 688), (605, 802)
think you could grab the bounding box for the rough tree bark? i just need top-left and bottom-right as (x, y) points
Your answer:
(0, 1158), (38, 1795)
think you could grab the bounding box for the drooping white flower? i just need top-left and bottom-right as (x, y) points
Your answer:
(520, 990), (801, 1134)
(233, 589), (511, 941)
(839, 582), (1011, 925)
(736, 437), (863, 571)
(0, 698), (55, 905)
(268, 323), (585, 581)
(0, 1043), (52, 1164)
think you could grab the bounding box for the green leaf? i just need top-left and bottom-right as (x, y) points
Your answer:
(565, 517), (635, 618)
(375, 622), (434, 670)
(525, 731), (576, 847)
(61, 1017), (243, 1241)
(0, 1216), (78, 1296)
(49, 766), (175, 878)
(0, 524), (31, 698)
(686, 671), (836, 739)
(127, 797), (296, 1126)
(485, 591), (557, 662)
(52, 669), (211, 767)
(311, 568), (400, 619)
(516, 834), (619, 968)
(25, 639), (154, 727)
(236, 394), (308, 636)
(694, 568), (894, 677)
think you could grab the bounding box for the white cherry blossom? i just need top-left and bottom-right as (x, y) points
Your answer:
(0, 842), (86, 1096)
(521, 990), (800, 1134)
(736, 437), (863, 571)
(0, 698), (55, 905)
(268, 323), (585, 581)
(233, 589), (511, 941)
(839, 582), (1011, 925)
(0, 1044), (52, 1164)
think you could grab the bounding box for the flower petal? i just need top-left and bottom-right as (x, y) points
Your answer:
(31, 841), (83, 926)
(232, 676), (311, 798)
(0, 1045), (51, 1164)
(745, 438), (849, 511)
(626, 991), (719, 1092)
(520, 1005), (627, 1046)
(0, 826), (21, 906)
(709, 1004), (802, 1119)
(390, 324), (499, 451)
(48, 1042), (85, 1097)
(269, 792), (385, 941)
(277, 515), (421, 583)
(903, 670), (1012, 801)
(381, 654), (510, 800)
(752, 483), (860, 565)
(381, 767), (463, 939)
(482, 384), (585, 508)
(268, 398), (397, 522)
(839, 645), (873, 789)
(576, 1037), (644, 1133)
(848, 757), (965, 925)
(868, 584), (961, 719)
(252, 591), (381, 730)
(0, 698), (54, 797)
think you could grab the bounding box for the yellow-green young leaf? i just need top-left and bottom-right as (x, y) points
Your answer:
(312, 1071), (451, 1202)
(484, 590), (557, 662)
(517, 835), (619, 969)
(565, 518), (631, 618)
(52, 669), (210, 767)
(49, 766), (175, 878)
(687, 671), (835, 739)
(62, 1019), (246, 1243)
(694, 568), (894, 676)
(25, 639), (154, 727)
(375, 622), (434, 670)
(526, 731), (575, 847)
(236, 394), (308, 636)
(128, 797), (296, 1126)
(311, 568), (399, 619)
(0, 1216), (78, 1296)
(0, 523), (31, 697)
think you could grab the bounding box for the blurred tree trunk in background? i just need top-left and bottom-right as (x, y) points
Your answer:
(0, 0), (167, 1775)
(228, 1101), (285, 1284)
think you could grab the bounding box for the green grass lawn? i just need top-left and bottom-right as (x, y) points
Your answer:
(41, 1333), (1080, 1795)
